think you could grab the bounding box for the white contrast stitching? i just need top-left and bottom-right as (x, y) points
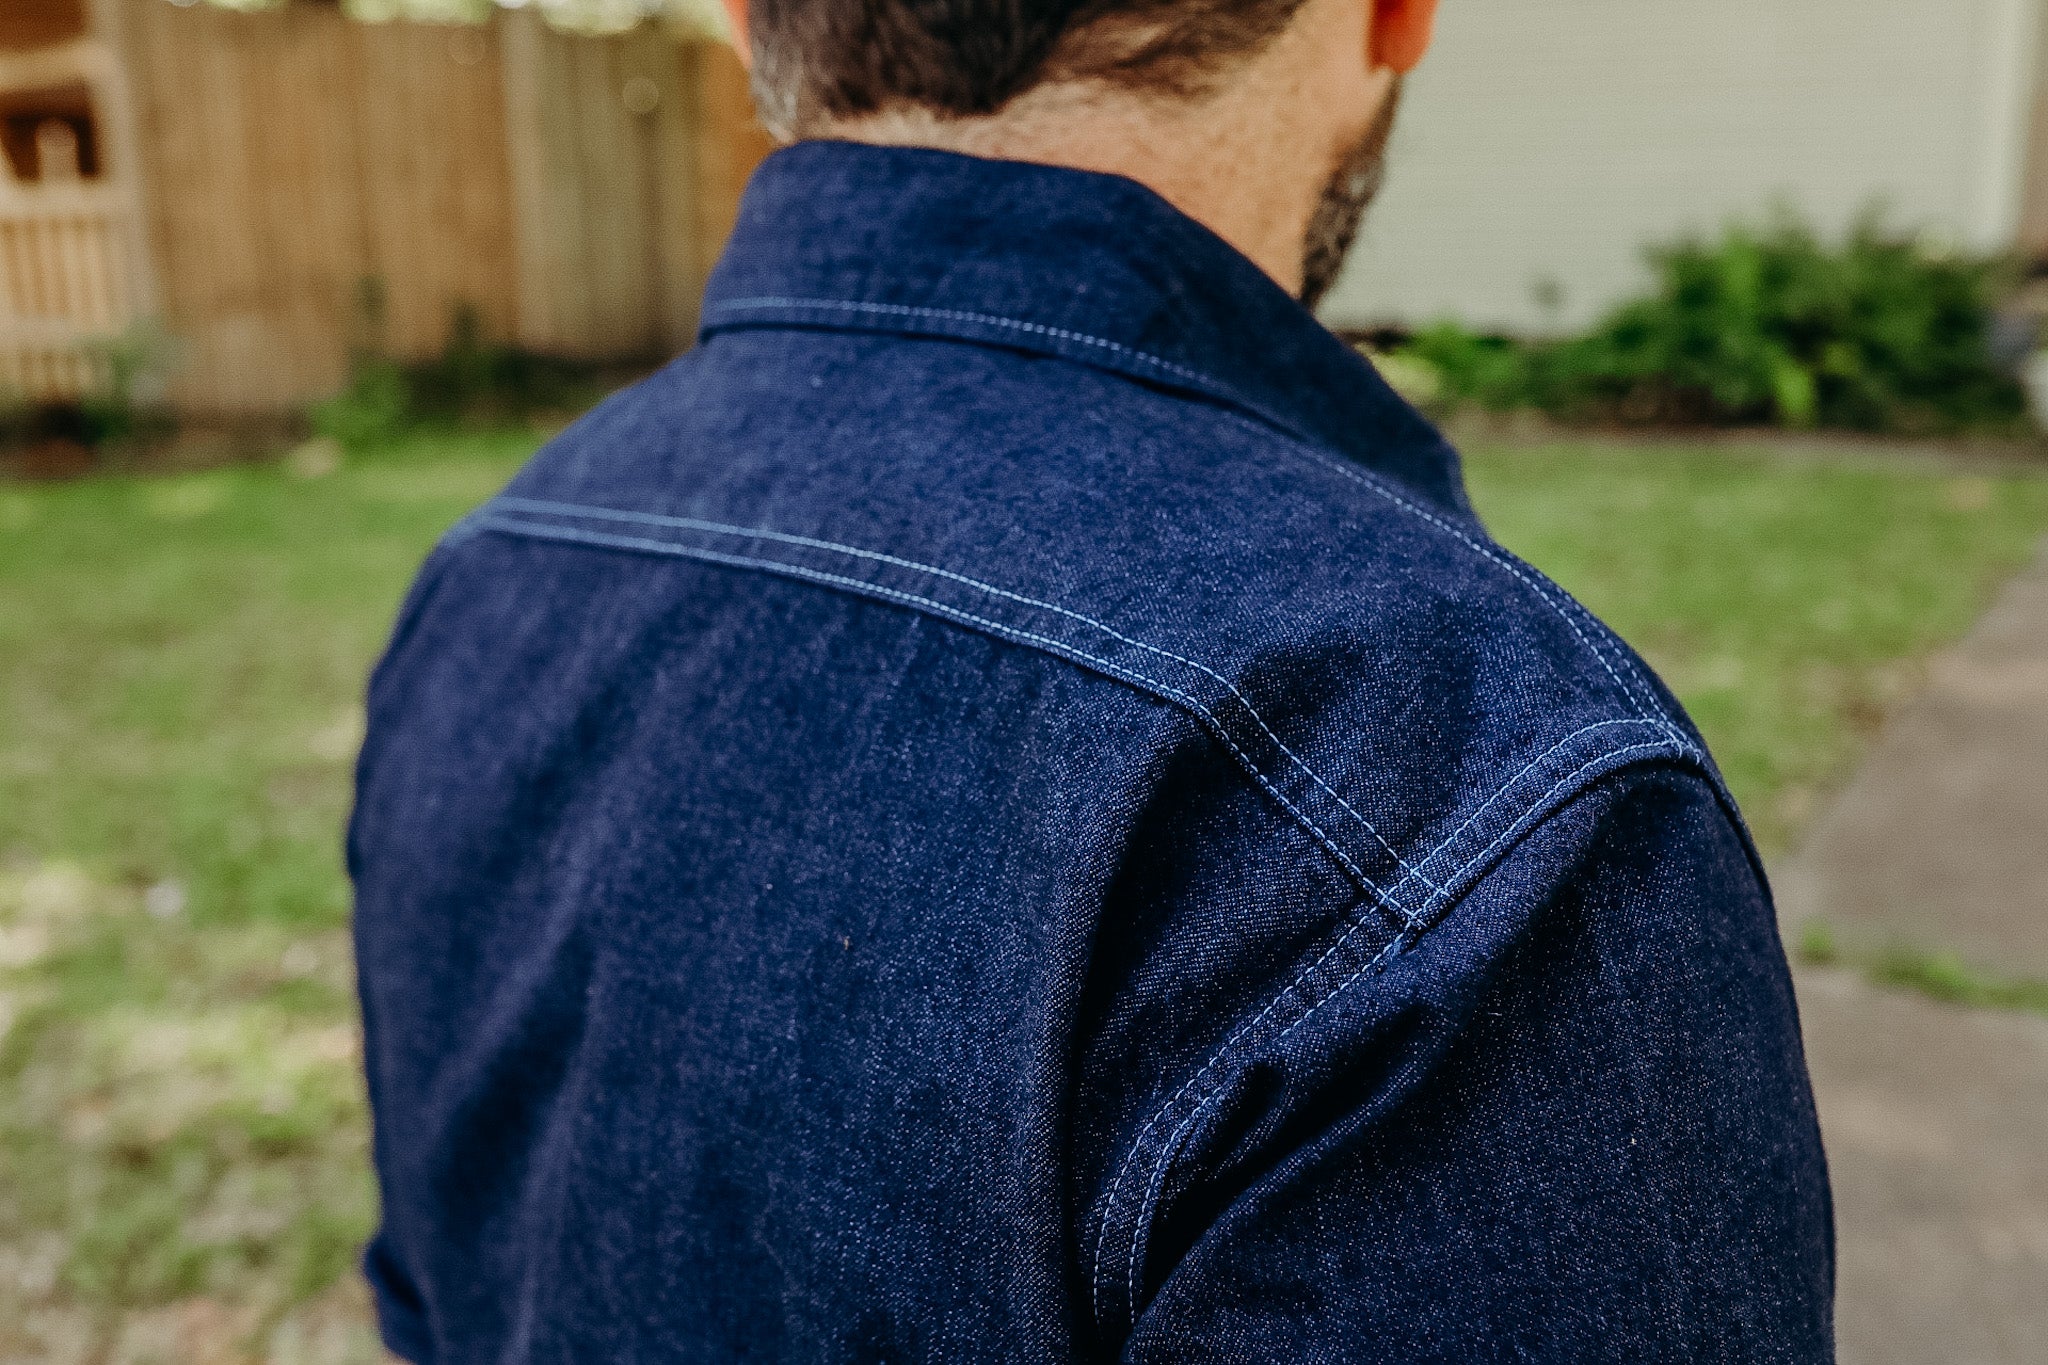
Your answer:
(1376, 718), (1695, 904)
(1114, 737), (1696, 1326)
(711, 294), (1666, 729)
(1090, 718), (1698, 1326)
(1244, 425), (1664, 722)
(475, 515), (1400, 915)
(479, 502), (1706, 1332)
(1124, 934), (1407, 1323)
(494, 496), (1441, 898)
(706, 296), (1214, 388)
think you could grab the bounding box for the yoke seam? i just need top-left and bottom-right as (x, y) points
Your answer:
(474, 513), (1404, 921)
(491, 497), (1445, 900)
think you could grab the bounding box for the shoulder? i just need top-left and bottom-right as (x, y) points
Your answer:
(466, 337), (1733, 926)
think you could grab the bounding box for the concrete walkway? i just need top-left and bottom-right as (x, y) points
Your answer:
(1774, 542), (2048, 1364)
(1777, 542), (2048, 976)
(1796, 968), (2048, 1365)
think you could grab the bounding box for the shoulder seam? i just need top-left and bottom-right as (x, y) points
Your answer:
(1211, 406), (1666, 723)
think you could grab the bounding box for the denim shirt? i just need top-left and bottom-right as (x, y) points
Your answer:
(351, 141), (1833, 1363)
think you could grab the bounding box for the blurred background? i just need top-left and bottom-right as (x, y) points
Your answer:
(1, 0), (2045, 1360)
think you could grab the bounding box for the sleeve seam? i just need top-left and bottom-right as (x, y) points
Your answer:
(1087, 740), (1716, 1336)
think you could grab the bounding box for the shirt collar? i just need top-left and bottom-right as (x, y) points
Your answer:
(700, 140), (1468, 512)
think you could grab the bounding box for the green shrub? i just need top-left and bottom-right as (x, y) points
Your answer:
(81, 321), (178, 447)
(0, 324), (177, 462)
(312, 296), (614, 452)
(402, 305), (606, 428)
(310, 358), (413, 449)
(0, 386), (30, 446)
(1403, 213), (2029, 434)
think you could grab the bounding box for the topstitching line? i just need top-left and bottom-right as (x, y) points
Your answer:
(709, 294), (1667, 725)
(1247, 423), (1663, 722)
(1377, 717), (1698, 904)
(1114, 733), (1697, 1329)
(705, 296), (1214, 388)
(475, 506), (1703, 1337)
(475, 513), (1397, 914)
(493, 496), (1441, 896)
(1088, 715), (1698, 1325)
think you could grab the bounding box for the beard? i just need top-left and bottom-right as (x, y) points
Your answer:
(1298, 80), (1403, 311)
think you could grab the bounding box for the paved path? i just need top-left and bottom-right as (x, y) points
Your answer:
(1774, 542), (2048, 1363)
(1796, 968), (2048, 1365)
(1776, 542), (2048, 976)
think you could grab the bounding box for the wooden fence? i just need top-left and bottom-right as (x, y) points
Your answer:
(18, 0), (775, 416)
(0, 11), (151, 403)
(0, 177), (137, 397)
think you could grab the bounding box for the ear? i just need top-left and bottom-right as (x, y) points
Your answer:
(719, 0), (751, 64)
(1369, 0), (1438, 74)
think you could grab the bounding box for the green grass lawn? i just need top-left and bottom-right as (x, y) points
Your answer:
(2, 429), (2045, 1358)
(1464, 442), (2048, 852)
(0, 435), (535, 1363)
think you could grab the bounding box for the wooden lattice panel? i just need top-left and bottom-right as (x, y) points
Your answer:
(0, 181), (133, 400)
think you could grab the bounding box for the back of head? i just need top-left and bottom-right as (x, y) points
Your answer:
(747, 0), (1312, 139)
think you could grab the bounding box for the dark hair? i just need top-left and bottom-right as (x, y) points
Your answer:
(747, 0), (1314, 138)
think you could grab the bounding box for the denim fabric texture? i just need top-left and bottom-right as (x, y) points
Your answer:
(350, 140), (1834, 1362)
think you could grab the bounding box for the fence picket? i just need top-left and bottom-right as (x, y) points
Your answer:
(1, 0), (774, 414)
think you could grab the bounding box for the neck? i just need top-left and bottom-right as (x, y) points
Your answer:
(817, 14), (1388, 299)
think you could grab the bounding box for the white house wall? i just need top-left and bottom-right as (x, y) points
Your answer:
(1323, 0), (2047, 333)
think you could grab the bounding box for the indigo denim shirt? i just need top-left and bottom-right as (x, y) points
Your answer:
(351, 141), (1833, 1363)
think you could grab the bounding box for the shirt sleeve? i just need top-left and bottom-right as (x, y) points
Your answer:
(1118, 764), (1834, 1364)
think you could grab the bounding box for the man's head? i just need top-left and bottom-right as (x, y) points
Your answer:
(745, 0), (1310, 139)
(717, 0), (1440, 308)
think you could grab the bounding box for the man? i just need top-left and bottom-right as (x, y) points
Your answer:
(350, 0), (1833, 1357)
